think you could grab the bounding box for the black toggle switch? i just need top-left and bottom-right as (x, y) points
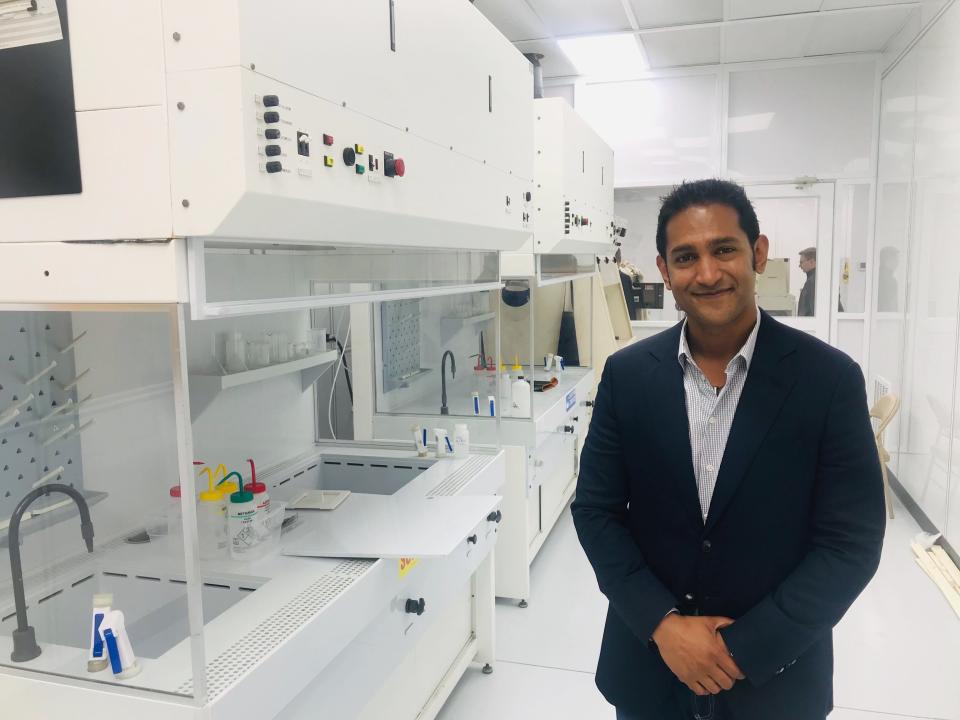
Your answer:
(342, 146), (356, 166)
(405, 598), (426, 615)
(265, 128), (280, 140)
(262, 94), (280, 107)
(263, 111), (280, 123)
(467, 534), (478, 544)
(265, 145), (281, 156)
(487, 510), (502, 523)
(525, 191), (532, 202)
(265, 161), (282, 173)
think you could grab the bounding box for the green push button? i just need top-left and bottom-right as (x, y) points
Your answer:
(356, 164), (366, 175)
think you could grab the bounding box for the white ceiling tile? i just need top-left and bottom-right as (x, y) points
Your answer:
(723, 15), (816, 62)
(472, 0), (552, 41)
(513, 39), (580, 78)
(728, 0), (822, 20)
(821, 0), (922, 9)
(626, 0), (723, 29)
(526, 0), (632, 36)
(640, 26), (722, 68)
(807, 6), (914, 54)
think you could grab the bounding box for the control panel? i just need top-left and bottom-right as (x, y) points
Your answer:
(165, 67), (531, 251)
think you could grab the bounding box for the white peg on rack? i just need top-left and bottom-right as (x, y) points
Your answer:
(41, 423), (75, 448)
(42, 398), (73, 421)
(63, 369), (90, 392)
(31, 465), (66, 489)
(59, 330), (88, 354)
(0, 407), (19, 428)
(24, 361), (57, 386)
(0, 393), (35, 426)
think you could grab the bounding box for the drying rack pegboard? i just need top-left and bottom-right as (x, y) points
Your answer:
(0, 312), (85, 524)
(380, 299), (423, 392)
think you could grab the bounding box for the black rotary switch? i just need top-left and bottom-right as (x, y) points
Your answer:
(525, 191), (532, 202)
(467, 534), (478, 544)
(342, 146), (356, 166)
(487, 510), (502, 523)
(262, 94), (280, 107)
(265, 145), (281, 156)
(263, 111), (280, 124)
(265, 128), (281, 140)
(265, 161), (282, 174)
(562, 425), (575, 434)
(405, 598), (426, 616)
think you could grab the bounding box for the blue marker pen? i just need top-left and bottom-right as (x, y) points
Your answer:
(445, 435), (454, 453)
(488, 395), (496, 417)
(472, 392), (481, 416)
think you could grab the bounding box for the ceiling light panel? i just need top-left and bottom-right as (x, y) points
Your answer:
(626, 0), (723, 29)
(557, 33), (648, 80)
(527, 0), (632, 36)
(640, 26), (722, 68)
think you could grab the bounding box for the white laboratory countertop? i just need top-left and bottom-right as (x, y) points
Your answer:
(0, 443), (505, 712)
(384, 366), (593, 426)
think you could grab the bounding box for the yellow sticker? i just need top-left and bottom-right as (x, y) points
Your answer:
(399, 557), (418, 577)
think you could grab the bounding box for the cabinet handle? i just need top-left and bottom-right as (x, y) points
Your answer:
(467, 534), (478, 544)
(487, 510), (502, 523)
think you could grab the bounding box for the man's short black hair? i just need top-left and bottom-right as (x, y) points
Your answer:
(656, 179), (760, 259)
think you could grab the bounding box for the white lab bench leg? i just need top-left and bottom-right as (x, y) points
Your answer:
(472, 551), (496, 673)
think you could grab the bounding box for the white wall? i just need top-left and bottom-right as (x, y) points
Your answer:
(867, 0), (960, 546)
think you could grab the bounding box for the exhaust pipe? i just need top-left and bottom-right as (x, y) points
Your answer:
(523, 52), (544, 99)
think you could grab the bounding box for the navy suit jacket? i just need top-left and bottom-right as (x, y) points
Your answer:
(571, 311), (885, 720)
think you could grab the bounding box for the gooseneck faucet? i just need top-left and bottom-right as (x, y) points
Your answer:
(440, 350), (456, 416)
(8, 483), (94, 662)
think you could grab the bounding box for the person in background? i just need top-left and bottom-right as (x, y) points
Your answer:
(877, 246), (900, 312)
(572, 179), (885, 720)
(616, 248), (641, 321)
(797, 247), (817, 316)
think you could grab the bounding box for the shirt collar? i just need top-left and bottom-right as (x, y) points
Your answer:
(678, 304), (762, 371)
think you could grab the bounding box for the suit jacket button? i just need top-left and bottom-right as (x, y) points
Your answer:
(702, 540), (712, 553)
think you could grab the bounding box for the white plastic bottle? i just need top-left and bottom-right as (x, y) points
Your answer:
(512, 375), (532, 417)
(454, 424), (470, 457)
(197, 487), (227, 560)
(227, 489), (258, 558)
(166, 485), (182, 538)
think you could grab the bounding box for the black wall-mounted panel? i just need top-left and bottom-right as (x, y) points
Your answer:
(0, 0), (82, 200)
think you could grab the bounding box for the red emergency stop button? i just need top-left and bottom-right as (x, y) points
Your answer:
(394, 158), (406, 177)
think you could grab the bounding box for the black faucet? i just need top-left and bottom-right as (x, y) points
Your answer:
(440, 350), (456, 416)
(8, 483), (94, 662)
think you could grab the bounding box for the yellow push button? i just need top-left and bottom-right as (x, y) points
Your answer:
(324, 156), (334, 167)
(355, 143), (365, 154)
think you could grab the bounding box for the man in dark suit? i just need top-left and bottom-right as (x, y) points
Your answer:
(572, 179), (885, 720)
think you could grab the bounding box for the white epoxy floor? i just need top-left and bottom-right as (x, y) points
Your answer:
(437, 493), (960, 720)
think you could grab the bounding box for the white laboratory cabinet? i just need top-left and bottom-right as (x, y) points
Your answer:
(529, 97), (617, 255)
(0, 1), (536, 716)
(0, 302), (505, 720)
(362, 260), (598, 604)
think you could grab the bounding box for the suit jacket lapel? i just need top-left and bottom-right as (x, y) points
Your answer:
(704, 312), (798, 534)
(645, 325), (703, 528)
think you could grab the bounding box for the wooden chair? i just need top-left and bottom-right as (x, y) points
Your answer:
(870, 393), (900, 520)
